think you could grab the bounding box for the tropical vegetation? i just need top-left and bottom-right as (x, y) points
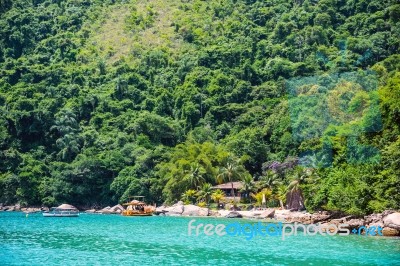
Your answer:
(0, 0), (399, 215)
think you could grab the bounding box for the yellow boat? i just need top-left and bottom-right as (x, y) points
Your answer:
(122, 196), (154, 216)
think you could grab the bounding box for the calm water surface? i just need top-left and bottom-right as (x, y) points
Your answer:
(0, 212), (399, 265)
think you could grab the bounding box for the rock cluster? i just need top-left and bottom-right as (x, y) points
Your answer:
(155, 201), (209, 216)
(153, 203), (400, 237)
(0, 204), (21, 212)
(0, 204), (49, 213)
(85, 204), (125, 214)
(274, 210), (400, 237)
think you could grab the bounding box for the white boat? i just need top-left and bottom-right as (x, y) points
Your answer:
(42, 204), (79, 217)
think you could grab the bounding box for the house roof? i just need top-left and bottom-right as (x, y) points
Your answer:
(123, 200), (146, 206)
(57, 204), (77, 210)
(212, 181), (243, 190)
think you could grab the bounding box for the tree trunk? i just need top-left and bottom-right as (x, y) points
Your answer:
(279, 200), (284, 209)
(286, 188), (305, 210)
(231, 182), (235, 201)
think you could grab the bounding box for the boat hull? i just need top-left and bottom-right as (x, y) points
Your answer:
(121, 211), (153, 217)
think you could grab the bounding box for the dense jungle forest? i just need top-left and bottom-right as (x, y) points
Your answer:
(0, 0), (399, 214)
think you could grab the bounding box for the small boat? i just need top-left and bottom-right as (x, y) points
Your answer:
(42, 204), (79, 217)
(122, 196), (154, 216)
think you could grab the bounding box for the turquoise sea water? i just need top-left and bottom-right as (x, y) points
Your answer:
(0, 212), (399, 265)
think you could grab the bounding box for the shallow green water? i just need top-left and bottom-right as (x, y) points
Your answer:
(0, 212), (399, 265)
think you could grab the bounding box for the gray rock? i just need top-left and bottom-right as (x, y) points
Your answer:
(154, 206), (167, 215)
(381, 210), (395, 217)
(364, 213), (383, 224)
(182, 205), (209, 216)
(110, 204), (125, 213)
(225, 211), (243, 218)
(346, 219), (365, 230)
(367, 222), (383, 230)
(24, 208), (41, 213)
(259, 209), (275, 219)
(164, 205), (184, 216)
(97, 206), (113, 214)
(174, 201), (184, 206)
(383, 212), (400, 230)
(5, 206), (14, 211)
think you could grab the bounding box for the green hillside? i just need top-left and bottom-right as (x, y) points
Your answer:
(0, 0), (399, 214)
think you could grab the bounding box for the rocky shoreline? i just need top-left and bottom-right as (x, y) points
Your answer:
(155, 202), (400, 237)
(2, 203), (399, 237)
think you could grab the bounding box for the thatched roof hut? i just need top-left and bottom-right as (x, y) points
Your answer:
(123, 200), (143, 206)
(56, 204), (78, 210)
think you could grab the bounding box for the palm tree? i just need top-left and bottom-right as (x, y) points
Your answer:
(259, 170), (282, 190)
(217, 158), (245, 201)
(286, 167), (319, 210)
(275, 184), (287, 209)
(197, 183), (213, 205)
(251, 189), (272, 207)
(54, 133), (81, 161)
(240, 174), (255, 200)
(211, 189), (225, 205)
(52, 109), (81, 161)
(181, 189), (197, 204)
(51, 109), (79, 135)
(184, 163), (206, 189)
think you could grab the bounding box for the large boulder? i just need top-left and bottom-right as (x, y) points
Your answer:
(259, 209), (276, 219)
(237, 211), (254, 218)
(182, 205), (209, 216)
(225, 211), (242, 218)
(346, 219), (365, 230)
(110, 204), (125, 214)
(164, 205), (184, 216)
(5, 206), (15, 211)
(218, 210), (231, 217)
(383, 212), (400, 230)
(154, 206), (167, 215)
(382, 227), (400, 237)
(97, 206), (111, 214)
(364, 213), (383, 225)
(367, 222), (384, 232)
(381, 210), (395, 217)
